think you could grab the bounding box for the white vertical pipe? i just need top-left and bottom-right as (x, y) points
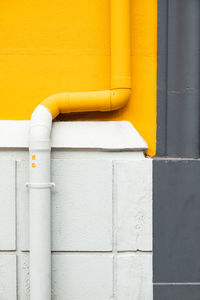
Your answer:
(29, 105), (53, 300)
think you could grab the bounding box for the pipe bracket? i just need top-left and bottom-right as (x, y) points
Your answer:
(26, 182), (55, 189)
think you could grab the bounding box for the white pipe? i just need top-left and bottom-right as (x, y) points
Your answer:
(28, 105), (53, 300)
(27, 2), (131, 298)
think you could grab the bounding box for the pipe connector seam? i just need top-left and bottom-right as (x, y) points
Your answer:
(40, 88), (131, 120)
(110, 88), (131, 110)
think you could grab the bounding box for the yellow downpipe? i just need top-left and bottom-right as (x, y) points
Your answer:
(41, 0), (131, 119)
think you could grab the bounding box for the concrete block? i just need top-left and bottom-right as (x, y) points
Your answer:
(19, 254), (113, 300)
(0, 160), (16, 250)
(18, 159), (112, 251)
(117, 254), (152, 300)
(17, 254), (29, 300)
(52, 255), (113, 300)
(16, 160), (29, 250)
(0, 255), (16, 299)
(52, 160), (112, 251)
(114, 160), (152, 251)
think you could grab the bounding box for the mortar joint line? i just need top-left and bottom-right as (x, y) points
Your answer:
(112, 161), (118, 300)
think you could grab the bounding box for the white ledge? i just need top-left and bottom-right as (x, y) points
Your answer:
(0, 121), (148, 151)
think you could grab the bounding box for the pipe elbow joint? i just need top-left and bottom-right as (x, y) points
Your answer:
(110, 88), (131, 111)
(41, 93), (70, 119)
(30, 104), (53, 150)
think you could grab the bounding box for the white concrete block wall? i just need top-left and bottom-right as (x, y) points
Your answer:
(117, 254), (152, 300)
(114, 160), (152, 251)
(52, 160), (112, 251)
(19, 254), (113, 300)
(0, 121), (152, 300)
(18, 160), (113, 251)
(0, 255), (16, 299)
(0, 161), (16, 250)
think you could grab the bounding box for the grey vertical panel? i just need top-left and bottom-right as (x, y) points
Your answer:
(157, 0), (168, 156)
(167, 0), (200, 157)
(157, 0), (200, 158)
(153, 160), (200, 283)
(154, 285), (200, 300)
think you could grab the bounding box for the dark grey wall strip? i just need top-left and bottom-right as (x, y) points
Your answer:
(154, 285), (200, 300)
(157, 0), (168, 156)
(157, 0), (200, 158)
(153, 160), (200, 283)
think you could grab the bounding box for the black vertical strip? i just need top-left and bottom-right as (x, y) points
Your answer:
(167, 0), (200, 158)
(153, 160), (200, 283)
(157, 0), (200, 158)
(157, 0), (169, 156)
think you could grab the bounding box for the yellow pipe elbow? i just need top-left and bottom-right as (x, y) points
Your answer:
(41, 93), (67, 119)
(110, 88), (131, 111)
(39, 0), (131, 120)
(41, 91), (111, 119)
(41, 88), (131, 119)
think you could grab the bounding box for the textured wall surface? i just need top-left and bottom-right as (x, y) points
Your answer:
(153, 160), (200, 300)
(155, 2), (200, 298)
(0, 0), (157, 156)
(0, 153), (152, 299)
(157, 0), (200, 157)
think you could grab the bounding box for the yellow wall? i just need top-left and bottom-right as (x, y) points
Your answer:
(0, 0), (157, 156)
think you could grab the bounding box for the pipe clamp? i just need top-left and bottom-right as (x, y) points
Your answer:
(26, 182), (55, 189)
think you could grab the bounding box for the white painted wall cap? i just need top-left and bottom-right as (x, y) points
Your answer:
(0, 121), (148, 151)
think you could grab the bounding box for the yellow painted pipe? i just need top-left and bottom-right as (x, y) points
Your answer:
(110, 0), (131, 89)
(41, 0), (131, 119)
